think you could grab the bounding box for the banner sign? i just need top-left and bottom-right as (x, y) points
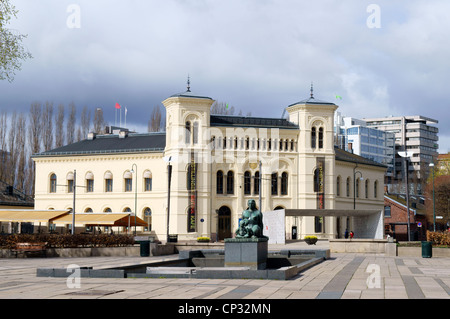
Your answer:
(188, 151), (197, 232)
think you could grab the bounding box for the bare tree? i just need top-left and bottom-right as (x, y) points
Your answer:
(6, 111), (17, 185)
(148, 105), (162, 132)
(80, 105), (91, 138)
(0, 110), (8, 181)
(67, 102), (76, 144)
(93, 107), (106, 134)
(211, 101), (235, 115)
(55, 104), (65, 148)
(42, 101), (54, 151)
(15, 113), (27, 192)
(28, 102), (42, 195)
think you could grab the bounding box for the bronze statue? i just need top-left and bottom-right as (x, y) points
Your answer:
(235, 199), (267, 239)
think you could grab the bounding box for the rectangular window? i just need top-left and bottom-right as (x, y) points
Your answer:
(145, 178), (152, 191)
(271, 173), (278, 195)
(68, 180), (74, 193)
(125, 178), (132, 192)
(105, 179), (113, 192)
(87, 179), (94, 192)
(384, 205), (391, 217)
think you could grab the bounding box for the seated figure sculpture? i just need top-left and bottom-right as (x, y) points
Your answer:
(235, 199), (267, 239)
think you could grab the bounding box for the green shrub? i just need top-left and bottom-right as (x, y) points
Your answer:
(0, 234), (135, 249)
(427, 231), (450, 246)
(197, 236), (210, 242)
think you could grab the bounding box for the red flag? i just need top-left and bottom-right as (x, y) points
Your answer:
(115, 103), (121, 109)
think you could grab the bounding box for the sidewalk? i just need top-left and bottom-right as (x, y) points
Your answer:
(0, 241), (449, 300)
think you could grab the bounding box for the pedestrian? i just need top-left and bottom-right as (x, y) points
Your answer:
(350, 231), (354, 239)
(344, 229), (349, 239)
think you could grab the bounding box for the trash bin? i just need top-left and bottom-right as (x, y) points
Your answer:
(140, 240), (150, 257)
(292, 226), (297, 240)
(421, 241), (432, 258)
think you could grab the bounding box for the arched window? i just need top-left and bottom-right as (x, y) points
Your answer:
(84, 208), (93, 213)
(216, 171), (224, 194)
(374, 180), (378, 198)
(254, 171), (260, 195)
(143, 207), (152, 231)
(365, 179), (369, 198)
(356, 179), (360, 198)
(103, 207), (112, 213)
(244, 171), (251, 195)
(226, 171), (234, 194)
(193, 122), (199, 144)
(281, 172), (288, 195)
(318, 127), (324, 149)
(271, 172), (278, 195)
(104, 171), (113, 192)
(124, 171), (132, 192)
(50, 174), (57, 193)
(311, 127), (316, 149)
(144, 170), (152, 191)
(67, 172), (74, 193)
(336, 176), (341, 197)
(185, 121), (191, 144)
(86, 172), (94, 193)
(123, 207), (131, 213)
(346, 177), (351, 197)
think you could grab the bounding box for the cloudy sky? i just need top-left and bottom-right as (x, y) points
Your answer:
(1, 0), (449, 152)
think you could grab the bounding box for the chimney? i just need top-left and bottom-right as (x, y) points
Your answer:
(348, 142), (353, 153)
(119, 130), (128, 139)
(87, 132), (96, 140)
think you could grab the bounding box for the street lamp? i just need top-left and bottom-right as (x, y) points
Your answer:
(429, 163), (436, 232)
(130, 163), (137, 236)
(398, 151), (414, 241)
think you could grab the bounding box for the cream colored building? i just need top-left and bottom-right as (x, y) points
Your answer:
(32, 87), (386, 241)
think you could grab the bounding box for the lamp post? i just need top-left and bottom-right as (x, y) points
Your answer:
(163, 156), (173, 243)
(72, 170), (76, 235)
(353, 166), (363, 210)
(429, 163), (436, 232)
(130, 163), (137, 236)
(399, 151), (413, 241)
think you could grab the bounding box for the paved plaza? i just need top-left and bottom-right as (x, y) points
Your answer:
(1, 241), (449, 300)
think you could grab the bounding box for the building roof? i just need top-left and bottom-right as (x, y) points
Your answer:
(210, 115), (298, 129)
(169, 90), (213, 100)
(288, 96), (336, 107)
(33, 132), (166, 157)
(334, 146), (387, 169)
(0, 180), (34, 207)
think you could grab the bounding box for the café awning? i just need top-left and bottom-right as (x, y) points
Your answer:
(0, 209), (70, 223)
(51, 213), (148, 227)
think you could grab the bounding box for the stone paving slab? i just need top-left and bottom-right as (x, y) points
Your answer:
(1, 241), (450, 301)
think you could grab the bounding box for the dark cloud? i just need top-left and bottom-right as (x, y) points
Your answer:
(1, 0), (448, 152)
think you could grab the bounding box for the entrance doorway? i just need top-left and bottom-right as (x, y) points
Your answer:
(218, 206), (231, 240)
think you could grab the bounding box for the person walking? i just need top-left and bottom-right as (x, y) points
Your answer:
(350, 231), (354, 239)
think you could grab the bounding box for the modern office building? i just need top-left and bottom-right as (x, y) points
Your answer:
(335, 114), (395, 185)
(31, 85), (386, 241)
(363, 115), (439, 190)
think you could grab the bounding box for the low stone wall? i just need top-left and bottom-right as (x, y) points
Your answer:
(329, 239), (395, 255)
(1, 243), (176, 258)
(397, 246), (450, 258)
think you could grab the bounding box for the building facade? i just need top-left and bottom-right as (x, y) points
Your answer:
(32, 87), (386, 241)
(364, 115), (439, 189)
(335, 115), (395, 185)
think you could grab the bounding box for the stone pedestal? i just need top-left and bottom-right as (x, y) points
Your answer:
(224, 238), (268, 270)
